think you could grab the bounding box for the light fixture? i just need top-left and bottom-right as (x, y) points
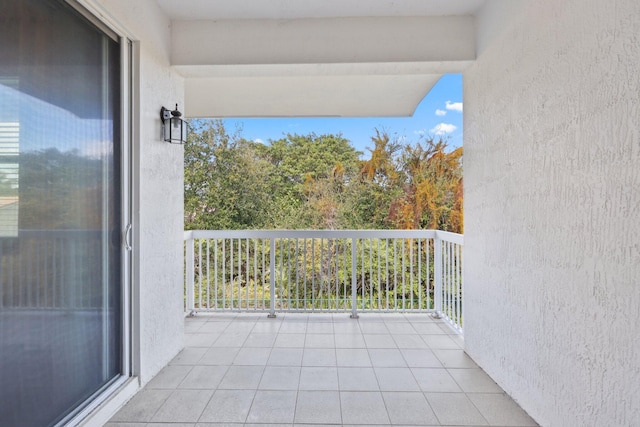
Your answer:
(160, 104), (188, 144)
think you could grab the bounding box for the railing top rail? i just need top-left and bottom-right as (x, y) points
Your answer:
(186, 229), (451, 240)
(435, 230), (464, 245)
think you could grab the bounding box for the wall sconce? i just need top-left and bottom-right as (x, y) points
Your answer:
(160, 104), (188, 144)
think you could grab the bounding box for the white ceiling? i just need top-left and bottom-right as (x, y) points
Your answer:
(156, 0), (487, 21)
(155, 0), (485, 118)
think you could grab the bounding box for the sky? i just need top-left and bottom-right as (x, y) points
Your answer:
(223, 73), (463, 159)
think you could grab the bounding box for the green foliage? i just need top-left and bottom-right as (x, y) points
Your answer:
(184, 119), (463, 233)
(184, 120), (275, 229)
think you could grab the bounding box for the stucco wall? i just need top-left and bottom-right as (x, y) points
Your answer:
(93, 0), (185, 384)
(464, 1), (640, 426)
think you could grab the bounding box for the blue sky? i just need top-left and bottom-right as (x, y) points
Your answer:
(224, 73), (463, 158)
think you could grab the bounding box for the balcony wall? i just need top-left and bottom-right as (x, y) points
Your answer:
(464, 1), (640, 426)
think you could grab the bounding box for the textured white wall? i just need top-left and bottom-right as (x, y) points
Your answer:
(94, 0), (185, 383)
(464, 1), (640, 426)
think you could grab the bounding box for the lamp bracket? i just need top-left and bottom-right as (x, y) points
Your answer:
(160, 106), (171, 122)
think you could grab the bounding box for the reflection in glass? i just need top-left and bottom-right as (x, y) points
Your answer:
(0, 1), (122, 426)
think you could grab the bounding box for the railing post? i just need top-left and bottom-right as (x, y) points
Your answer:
(268, 238), (276, 318)
(350, 238), (358, 319)
(185, 234), (195, 316)
(460, 243), (464, 334)
(432, 233), (443, 318)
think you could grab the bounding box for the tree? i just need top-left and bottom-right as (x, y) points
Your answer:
(184, 119), (275, 229)
(184, 122), (463, 233)
(389, 138), (463, 232)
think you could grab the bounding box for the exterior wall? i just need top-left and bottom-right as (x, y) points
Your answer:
(93, 0), (185, 383)
(464, 1), (640, 426)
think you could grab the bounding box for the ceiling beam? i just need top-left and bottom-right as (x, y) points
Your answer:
(173, 15), (476, 117)
(171, 16), (475, 66)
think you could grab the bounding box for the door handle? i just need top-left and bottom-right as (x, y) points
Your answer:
(124, 223), (132, 251)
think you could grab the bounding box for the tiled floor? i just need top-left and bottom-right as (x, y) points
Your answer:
(108, 313), (538, 427)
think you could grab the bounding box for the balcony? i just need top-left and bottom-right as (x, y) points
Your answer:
(108, 230), (538, 426)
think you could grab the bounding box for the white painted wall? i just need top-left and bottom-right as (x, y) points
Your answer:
(92, 0), (185, 383)
(464, 1), (640, 425)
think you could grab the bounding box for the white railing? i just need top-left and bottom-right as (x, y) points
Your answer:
(185, 230), (463, 332)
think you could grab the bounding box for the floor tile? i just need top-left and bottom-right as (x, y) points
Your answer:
(412, 368), (462, 392)
(304, 333), (335, 348)
(422, 334), (461, 349)
(251, 321), (282, 333)
(336, 348), (372, 367)
(333, 321), (361, 334)
(337, 367), (380, 391)
(382, 391), (439, 425)
(295, 391), (342, 424)
(437, 322), (460, 334)
(383, 313), (409, 322)
(302, 348), (337, 366)
(358, 322), (389, 334)
(104, 423), (147, 427)
(146, 365), (193, 389)
(384, 322), (418, 334)
(151, 389), (213, 422)
(211, 333), (249, 347)
(299, 366), (339, 390)
(306, 313), (334, 322)
(218, 366), (264, 389)
(363, 334), (397, 348)
(306, 322), (334, 333)
(116, 315), (535, 427)
(433, 349), (479, 368)
(147, 423), (194, 427)
(110, 389), (173, 422)
(278, 322), (307, 333)
(185, 333), (220, 348)
(340, 391), (390, 425)
(178, 365), (228, 389)
(448, 369), (503, 393)
(425, 392), (488, 426)
(400, 349), (443, 368)
(268, 347), (304, 366)
(198, 389), (255, 423)
(244, 425), (290, 427)
(393, 334), (429, 349)
(259, 366), (301, 390)
(334, 333), (366, 348)
(233, 347), (271, 365)
(274, 333), (306, 347)
(224, 322), (256, 334)
(468, 393), (539, 426)
(169, 348), (207, 365)
(244, 333), (277, 347)
(283, 313), (308, 322)
(199, 347), (240, 365)
(246, 390), (297, 424)
(413, 323), (449, 335)
(374, 367), (420, 391)
(198, 322), (231, 333)
(368, 348), (407, 367)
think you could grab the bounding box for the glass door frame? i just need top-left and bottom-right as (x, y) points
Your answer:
(55, 1), (138, 425)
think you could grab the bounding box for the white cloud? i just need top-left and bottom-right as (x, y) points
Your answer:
(435, 109), (447, 116)
(254, 138), (264, 144)
(414, 129), (427, 136)
(445, 100), (463, 113)
(430, 123), (457, 135)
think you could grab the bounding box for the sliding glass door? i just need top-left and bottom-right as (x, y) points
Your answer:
(0, 1), (125, 425)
